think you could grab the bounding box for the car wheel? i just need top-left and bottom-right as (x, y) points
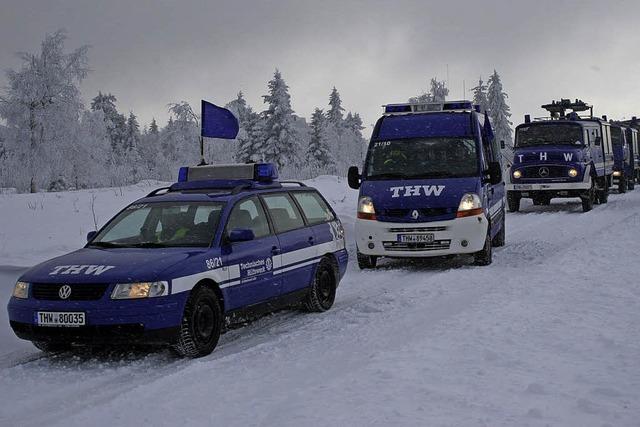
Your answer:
(357, 250), (378, 269)
(474, 230), (493, 266)
(304, 258), (337, 312)
(174, 286), (222, 358)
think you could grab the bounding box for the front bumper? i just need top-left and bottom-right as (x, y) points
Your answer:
(355, 214), (488, 258)
(506, 181), (591, 191)
(7, 292), (189, 345)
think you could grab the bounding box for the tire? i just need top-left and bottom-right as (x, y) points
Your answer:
(32, 341), (72, 353)
(507, 191), (520, 212)
(596, 178), (609, 204)
(492, 209), (506, 247)
(304, 258), (337, 312)
(174, 286), (222, 358)
(357, 250), (378, 269)
(581, 178), (595, 212)
(629, 179), (635, 190)
(619, 176), (627, 193)
(474, 230), (493, 266)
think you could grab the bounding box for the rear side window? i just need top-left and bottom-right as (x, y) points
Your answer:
(262, 193), (305, 233)
(227, 197), (270, 239)
(292, 192), (335, 225)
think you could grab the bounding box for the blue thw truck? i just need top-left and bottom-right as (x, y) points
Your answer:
(617, 117), (640, 187)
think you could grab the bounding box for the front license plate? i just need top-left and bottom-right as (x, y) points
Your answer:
(514, 184), (533, 190)
(36, 312), (85, 327)
(397, 234), (434, 243)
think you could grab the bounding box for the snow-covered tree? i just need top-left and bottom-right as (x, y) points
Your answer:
(430, 78), (449, 102)
(149, 118), (159, 135)
(470, 78), (489, 113)
(261, 69), (300, 169)
(0, 29), (89, 192)
(306, 108), (333, 172)
(487, 70), (513, 156)
(327, 87), (345, 127)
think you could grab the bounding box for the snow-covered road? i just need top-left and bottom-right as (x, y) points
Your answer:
(1, 180), (639, 426)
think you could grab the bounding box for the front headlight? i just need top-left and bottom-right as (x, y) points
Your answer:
(613, 170), (621, 177)
(357, 196), (376, 220)
(512, 170), (522, 179)
(111, 281), (168, 299)
(13, 281), (29, 299)
(456, 193), (483, 218)
(568, 168), (578, 178)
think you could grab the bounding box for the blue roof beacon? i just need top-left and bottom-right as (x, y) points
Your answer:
(347, 100), (505, 268)
(7, 163), (348, 357)
(506, 99), (615, 213)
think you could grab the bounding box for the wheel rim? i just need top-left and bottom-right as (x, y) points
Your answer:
(318, 269), (335, 306)
(194, 301), (215, 342)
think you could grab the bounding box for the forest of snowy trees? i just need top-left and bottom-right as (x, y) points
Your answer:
(0, 31), (513, 193)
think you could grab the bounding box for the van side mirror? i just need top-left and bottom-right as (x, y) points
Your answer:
(86, 231), (97, 242)
(228, 228), (255, 243)
(595, 136), (602, 146)
(488, 162), (502, 185)
(500, 140), (505, 150)
(348, 166), (361, 189)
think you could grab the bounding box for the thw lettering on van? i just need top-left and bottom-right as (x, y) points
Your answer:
(390, 185), (445, 198)
(49, 265), (115, 276)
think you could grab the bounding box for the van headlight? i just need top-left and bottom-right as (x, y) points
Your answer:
(111, 281), (168, 299)
(456, 193), (483, 218)
(568, 168), (578, 178)
(13, 281), (30, 299)
(357, 196), (376, 220)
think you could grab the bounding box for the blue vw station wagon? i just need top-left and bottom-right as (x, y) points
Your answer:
(7, 163), (348, 357)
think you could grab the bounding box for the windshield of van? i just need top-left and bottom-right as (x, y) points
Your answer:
(364, 138), (478, 180)
(516, 124), (583, 147)
(89, 202), (225, 248)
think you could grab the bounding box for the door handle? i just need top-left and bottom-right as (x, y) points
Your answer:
(271, 246), (280, 255)
(308, 236), (315, 245)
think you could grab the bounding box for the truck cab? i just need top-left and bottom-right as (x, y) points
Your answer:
(617, 117), (640, 187)
(347, 100), (505, 268)
(506, 99), (614, 213)
(610, 124), (633, 192)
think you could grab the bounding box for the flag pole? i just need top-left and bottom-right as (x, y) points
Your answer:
(199, 135), (206, 165)
(199, 99), (206, 165)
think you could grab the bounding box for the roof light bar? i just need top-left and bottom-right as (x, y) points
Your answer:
(177, 163), (279, 183)
(383, 100), (476, 115)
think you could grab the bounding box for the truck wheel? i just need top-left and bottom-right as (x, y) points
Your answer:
(32, 341), (72, 353)
(619, 176), (627, 193)
(304, 258), (337, 312)
(357, 250), (378, 269)
(629, 179), (635, 190)
(492, 210), (506, 247)
(599, 185), (609, 204)
(473, 231), (493, 266)
(174, 286), (222, 358)
(581, 179), (595, 212)
(507, 191), (520, 212)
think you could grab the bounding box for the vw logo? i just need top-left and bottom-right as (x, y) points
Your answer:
(411, 210), (420, 220)
(539, 167), (550, 178)
(58, 285), (72, 300)
(265, 257), (272, 271)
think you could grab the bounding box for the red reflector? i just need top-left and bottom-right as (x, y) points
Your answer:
(456, 208), (483, 218)
(357, 212), (377, 220)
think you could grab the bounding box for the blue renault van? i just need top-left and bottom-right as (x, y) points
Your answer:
(347, 100), (505, 268)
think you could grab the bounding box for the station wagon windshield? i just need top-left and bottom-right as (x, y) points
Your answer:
(89, 202), (225, 248)
(365, 137), (479, 180)
(516, 124), (583, 147)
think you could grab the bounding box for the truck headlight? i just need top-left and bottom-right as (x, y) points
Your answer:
(613, 170), (621, 177)
(512, 170), (522, 179)
(111, 281), (168, 299)
(357, 196), (376, 220)
(456, 193), (483, 218)
(568, 168), (578, 178)
(13, 281), (30, 299)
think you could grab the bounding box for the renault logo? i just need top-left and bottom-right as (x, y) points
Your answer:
(58, 285), (72, 300)
(539, 167), (550, 178)
(411, 210), (420, 220)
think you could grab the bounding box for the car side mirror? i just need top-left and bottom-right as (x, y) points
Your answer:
(228, 228), (255, 243)
(595, 136), (602, 146)
(348, 166), (361, 189)
(500, 140), (505, 150)
(488, 161), (502, 185)
(86, 231), (97, 242)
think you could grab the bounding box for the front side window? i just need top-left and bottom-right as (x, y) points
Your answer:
(90, 202), (224, 248)
(262, 193), (305, 233)
(292, 191), (335, 225)
(226, 197), (270, 239)
(516, 124), (583, 147)
(364, 138), (479, 179)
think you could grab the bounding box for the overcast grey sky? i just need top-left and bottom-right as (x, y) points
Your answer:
(1, 0), (639, 136)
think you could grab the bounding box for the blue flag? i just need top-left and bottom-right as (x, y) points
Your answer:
(201, 100), (239, 139)
(483, 111), (494, 141)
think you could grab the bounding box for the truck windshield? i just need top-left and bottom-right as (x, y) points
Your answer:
(516, 124), (583, 147)
(364, 138), (478, 180)
(89, 202), (225, 248)
(611, 128), (623, 146)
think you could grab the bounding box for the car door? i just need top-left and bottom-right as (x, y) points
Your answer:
(261, 192), (316, 296)
(291, 190), (342, 256)
(221, 196), (280, 310)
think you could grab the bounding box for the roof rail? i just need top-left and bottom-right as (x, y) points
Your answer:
(146, 187), (171, 197)
(279, 181), (307, 187)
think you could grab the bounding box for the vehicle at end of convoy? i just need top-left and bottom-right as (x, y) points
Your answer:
(616, 116), (640, 188)
(7, 163), (348, 357)
(610, 123), (634, 192)
(506, 99), (615, 213)
(347, 100), (505, 269)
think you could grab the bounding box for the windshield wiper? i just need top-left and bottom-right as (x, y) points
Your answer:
(366, 173), (408, 180)
(128, 242), (169, 248)
(88, 241), (125, 248)
(404, 171), (458, 179)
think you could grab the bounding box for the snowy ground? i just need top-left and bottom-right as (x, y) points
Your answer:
(1, 178), (639, 426)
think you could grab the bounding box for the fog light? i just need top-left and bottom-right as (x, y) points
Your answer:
(461, 240), (469, 247)
(512, 170), (522, 179)
(568, 168), (578, 178)
(368, 242), (375, 250)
